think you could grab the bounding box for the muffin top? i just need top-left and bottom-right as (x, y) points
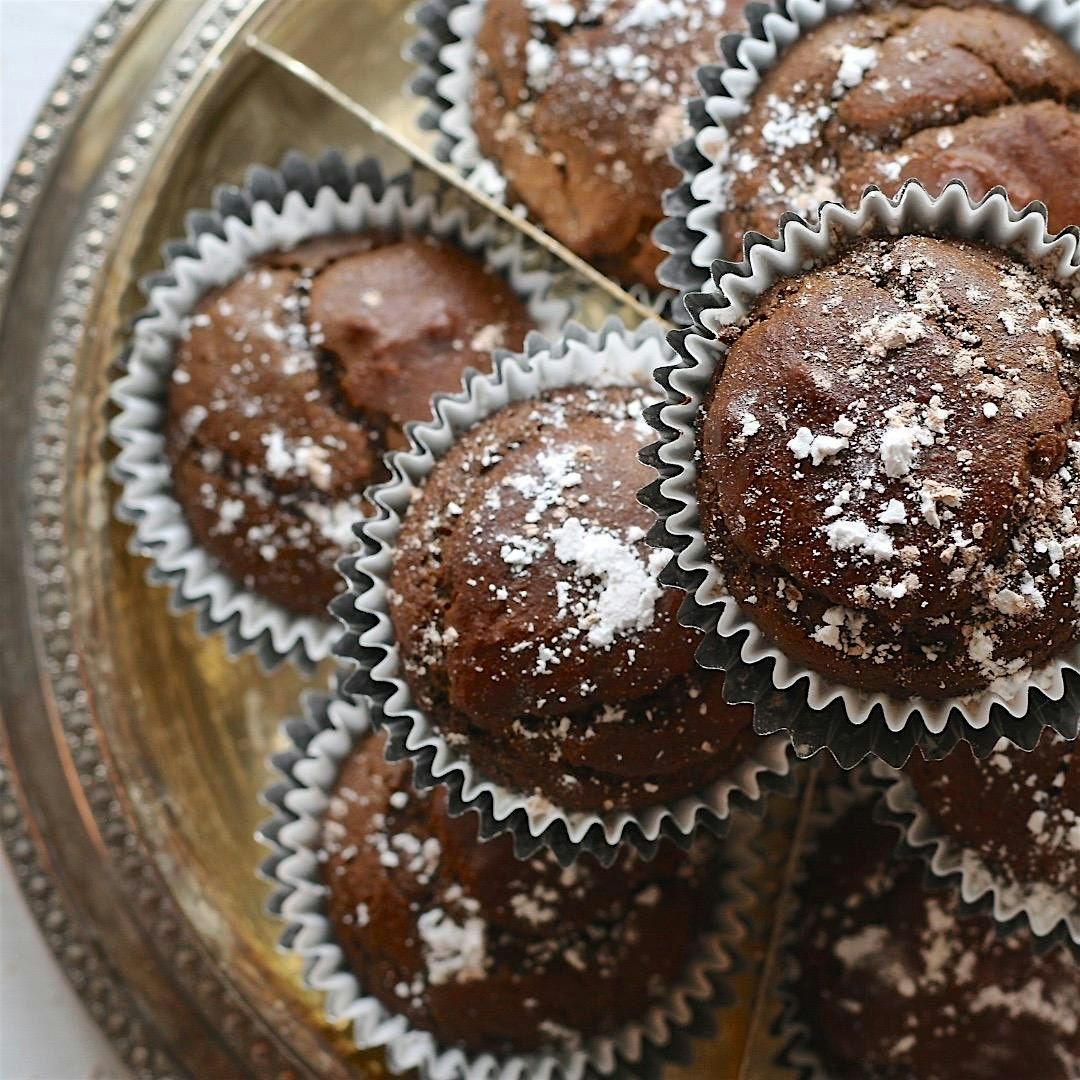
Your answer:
(392, 384), (705, 722)
(698, 235), (1080, 700)
(793, 805), (1080, 1080)
(166, 233), (533, 615)
(320, 732), (721, 1053)
(708, 2), (1080, 254)
(471, 0), (751, 287)
(905, 734), (1079, 904)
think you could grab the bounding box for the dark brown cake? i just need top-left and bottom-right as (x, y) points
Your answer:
(390, 384), (756, 812)
(697, 234), (1080, 700)
(710, 2), (1080, 255)
(792, 806), (1080, 1080)
(471, 0), (753, 288)
(166, 234), (533, 616)
(905, 734), (1079, 907)
(320, 731), (722, 1054)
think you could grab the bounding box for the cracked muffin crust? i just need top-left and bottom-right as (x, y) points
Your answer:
(905, 733), (1079, 912)
(388, 384), (755, 812)
(791, 806), (1080, 1080)
(708, 2), (1080, 256)
(165, 234), (532, 617)
(471, 0), (752, 289)
(697, 234), (1080, 700)
(320, 730), (723, 1054)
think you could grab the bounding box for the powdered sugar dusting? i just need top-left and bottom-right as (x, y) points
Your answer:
(552, 518), (667, 647)
(417, 907), (489, 985)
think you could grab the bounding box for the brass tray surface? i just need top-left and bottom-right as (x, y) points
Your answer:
(0, 1), (800, 1075)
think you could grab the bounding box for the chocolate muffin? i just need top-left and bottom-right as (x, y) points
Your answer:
(471, 0), (753, 288)
(390, 384), (755, 812)
(710, 2), (1080, 256)
(697, 234), (1080, 700)
(905, 734), (1079, 906)
(320, 731), (723, 1054)
(166, 234), (533, 616)
(792, 805), (1080, 1079)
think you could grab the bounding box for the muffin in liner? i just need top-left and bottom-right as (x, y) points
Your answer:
(655, 0), (1080, 313)
(869, 756), (1080, 955)
(334, 319), (794, 864)
(403, 0), (678, 311)
(773, 768), (1080, 1077)
(258, 689), (760, 1080)
(640, 181), (1080, 768)
(109, 151), (571, 671)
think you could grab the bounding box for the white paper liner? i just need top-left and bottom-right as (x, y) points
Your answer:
(110, 153), (572, 670)
(335, 319), (794, 862)
(404, 0), (464, 146)
(258, 690), (761, 1080)
(869, 757), (1080, 952)
(657, 0), (1080, 311)
(405, 0), (675, 313)
(640, 181), (1080, 768)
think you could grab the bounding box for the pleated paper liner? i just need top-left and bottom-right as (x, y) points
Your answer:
(110, 151), (571, 671)
(654, 0), (1080, 316)
(405, 0), (467, 159)
(258, 689), (762, 1080)
(333, 319), (795, 865)
(639, 181), (1080, 768)
(868, 757), (1080, 956)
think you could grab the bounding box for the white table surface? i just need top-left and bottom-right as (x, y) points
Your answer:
(2, 4), (129, 1077)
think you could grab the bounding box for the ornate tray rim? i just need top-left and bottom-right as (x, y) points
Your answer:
(0, 1), (353, 1075)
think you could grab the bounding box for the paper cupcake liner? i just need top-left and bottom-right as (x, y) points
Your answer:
(868, 758), (1080, 956)
(655, 0), (1080, 314)
(258, 689), (761, 1080)
(405, 0), (470, 158)
(109, 151), (572, 670)
(640, 180), (1080, 768)
(404, 0), (674, 314)
(334, 319), (795, 864)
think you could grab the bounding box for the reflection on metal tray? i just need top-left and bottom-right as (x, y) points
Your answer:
(0, 0), (802, 1075)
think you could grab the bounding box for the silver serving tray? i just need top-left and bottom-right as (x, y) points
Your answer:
(0, 1), (800, 1074)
